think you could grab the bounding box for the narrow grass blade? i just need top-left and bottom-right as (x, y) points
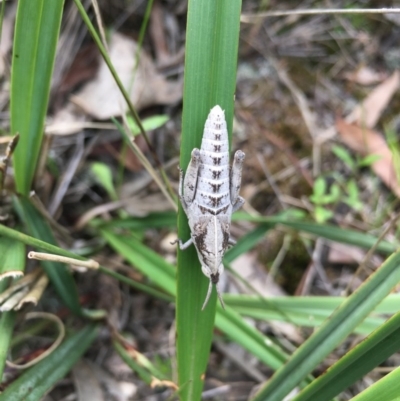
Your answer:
(0, 235), (25, 280)
(0, 325), (97, 401)
(0, 238), (25, 379)
(0, 311), (15, 380)
(225, 224), (273, 263)
(100, 229), (175, 297)
(293, 310), (400, 401)
(252, 251), (400, 401)
(96, 211), (177, 230)
(113, 340), (167, 386)
(225, 293), (400, 315)
(229, 303), (384, 336)
(11, 0), (65, 195)
(349, 365), (400, 401)
(234, 213), (397, 254)
(177, 0), (242, 399)
(215, 306), (287, 370)
(13, 196), (82, 315)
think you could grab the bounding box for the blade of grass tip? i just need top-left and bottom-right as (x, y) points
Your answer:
(0, 235), (25, 280)
(176, 0), (241, 399)
(11, 0), (65, 195)
(73, 0), (175, 201)
(0, 0), (6, 43)
(251, 251), (400, 401)
(13, 196), (83, 316)
(0, 325), (98, 401)
(113, 340), (168, 386)
(131, 0), (154, 79)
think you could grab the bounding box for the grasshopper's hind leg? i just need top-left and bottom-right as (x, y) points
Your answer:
(181, 148), (201, 208)
(230, 150), (245, 212)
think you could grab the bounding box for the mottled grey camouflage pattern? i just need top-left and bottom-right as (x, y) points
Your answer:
(175, 105), (245, 310)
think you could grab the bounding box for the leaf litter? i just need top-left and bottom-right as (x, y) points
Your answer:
(3, 1), (400, 400)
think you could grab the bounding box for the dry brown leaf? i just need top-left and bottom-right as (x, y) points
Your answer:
(336, 119), (400, 198)
(71, 32), (182, 119)
(343, 66), (388, 86)
(346, 70), (399, 128)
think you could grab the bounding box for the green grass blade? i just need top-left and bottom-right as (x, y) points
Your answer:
(0, 325), (97, 401)
(13, 196), (82, 315)
(225, 224), (273, 263)
(95, 211), (177, 230)
(113, 340), (167, 385)
(0, 235), (25, 280)
(0, 238), (25, 380)
(234, 213), (397, 254)
(215, 306), (287, 370)
(11, 0), (65, 195)
(349, 368), (400, 401)
(252, 251), (400, 401)
(225, 294), (400, 315)
(100, 229), (175, 296)
(0, 311), (15, 380)
(293, 310), (400, 401)
(229, 303), (384, 336)
(177, 1), (241, 399)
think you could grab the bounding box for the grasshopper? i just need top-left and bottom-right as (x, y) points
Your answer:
(174, 105), (245, 310)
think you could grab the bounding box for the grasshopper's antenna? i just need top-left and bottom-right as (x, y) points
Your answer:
(201, 279), (213, 310)
(201, 280), (226, 310)
(216, 284), (225, 309)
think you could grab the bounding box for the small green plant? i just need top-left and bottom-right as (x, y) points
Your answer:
(310, 145), (379, 223)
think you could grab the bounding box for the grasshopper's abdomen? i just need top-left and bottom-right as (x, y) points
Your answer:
(197, 105), (231, 214)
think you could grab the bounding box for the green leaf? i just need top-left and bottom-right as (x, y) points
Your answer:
(344, 179), (363, 211)
(310, 176), (327, 201)
(126, 114), (169, 136)
(359, 154), (381, 167)
(90, 162), (118, 201)
(176, 1), (242, 400)
(252, 250), (400, 401)
(11, 0), (65, 195)
(332, 145), (355, 170)
(0, 325), (97, 401)
(314, 206), (333, 223)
